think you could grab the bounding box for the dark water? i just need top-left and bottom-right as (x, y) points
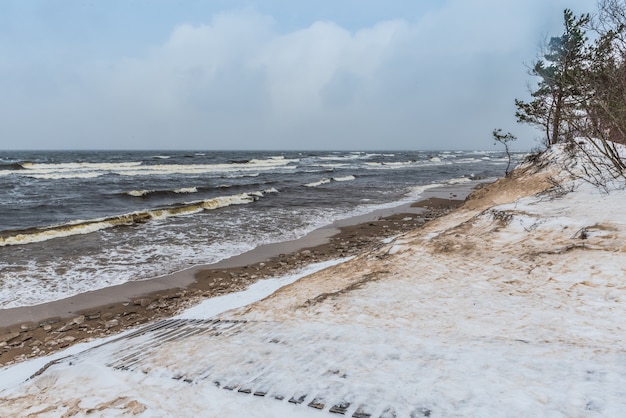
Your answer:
(0, 150), (520, 307)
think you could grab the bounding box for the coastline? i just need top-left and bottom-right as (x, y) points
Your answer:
(0, 181), (485, 366)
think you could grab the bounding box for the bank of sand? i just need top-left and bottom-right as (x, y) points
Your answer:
(0, 183), (481, 366)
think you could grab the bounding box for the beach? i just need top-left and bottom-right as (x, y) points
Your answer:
(2, 144), (625, 416)
(0, 184), (472, 366)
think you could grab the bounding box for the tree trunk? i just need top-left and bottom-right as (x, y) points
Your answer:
(551, 92), (563, 145)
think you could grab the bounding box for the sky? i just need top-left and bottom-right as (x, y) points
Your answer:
(0, 0), (593, 151)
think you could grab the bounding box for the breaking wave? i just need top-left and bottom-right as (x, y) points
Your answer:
(333, 175), (356, 182)
(304, 178), (332, 187)
(0, 162), (29, 171)
(0, 189), (279, 247)
(125, 187), (199, 197)
(318, 153), (381, 161)
(304, 175), (356, 187)
(4, 157), (298, 179)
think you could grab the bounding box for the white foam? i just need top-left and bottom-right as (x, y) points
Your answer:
(364, 161), (416, 169)
(316, 163), (350, 169)
(174, 187), (198, 194)
(304, 176), (357, 188)
(319, 154), (376, 161)
(445, 176), (471, 184)
(333, 175), (356, 182)
(25, 172), (103, 179)
(304, 178), (331, 187)
(0, 221), (119, 248)
(126, 189), (153, 197)
(405, 182), (445, 197)
(13, 157), (298, 179)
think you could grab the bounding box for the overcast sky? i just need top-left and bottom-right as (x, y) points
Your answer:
(1, 0), (593, 151)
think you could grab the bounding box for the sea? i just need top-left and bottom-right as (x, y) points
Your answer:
(0, 150), (521, 309)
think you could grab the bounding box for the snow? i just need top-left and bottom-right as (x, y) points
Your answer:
(175, 258), (353, 320)
(1, 144), (626, 417)
(0, 259), (349, 394)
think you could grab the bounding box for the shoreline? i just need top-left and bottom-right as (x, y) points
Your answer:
(0, 181), (484, 366)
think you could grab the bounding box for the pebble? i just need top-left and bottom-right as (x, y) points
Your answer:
(104, 319), (119, 329)
(56, 323), (76, 333)
(133, 298), (151, 308)
(0, 332), (20, 344)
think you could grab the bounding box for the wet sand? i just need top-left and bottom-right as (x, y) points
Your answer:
(0, 183), (482, 366)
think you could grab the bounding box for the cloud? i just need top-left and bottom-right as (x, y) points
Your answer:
(0, 2), (592, 150)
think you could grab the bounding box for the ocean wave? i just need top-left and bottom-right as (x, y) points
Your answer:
(104, 160), (297, 176)
(304, 175), (356, 187)
(25, 161), (143, 170)
(318, 153), (380, 161)
(333, 175), (356, 182)
(8, 157), (298, 179)
(0, 162), (29, 171)
(0, 189), (277, 247)
(126, 189), (154, 197)
(221, 172), (260, 179)
(249, 188), (279, 197)
(315, 163), (349, 169)
(406, 182), (445, 196)
(404, 176), (474, 197)
(13, 161), (142, 179)
(125, 187), (199, 197)
(445, 176), (472, 184)
(175, 187), (198, 194)
(364, 161), (416, 169)
(304, 178), (332, 187)
(25, 172), (104, 179)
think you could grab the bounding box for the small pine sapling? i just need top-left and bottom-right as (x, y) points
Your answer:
(492, 129), (517, 175)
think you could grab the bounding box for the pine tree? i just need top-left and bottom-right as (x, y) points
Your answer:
(515, 10), (590, 146)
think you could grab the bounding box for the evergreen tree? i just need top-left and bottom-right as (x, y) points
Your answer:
(515, 10), (590, 146)
(572, 0), (626, 174)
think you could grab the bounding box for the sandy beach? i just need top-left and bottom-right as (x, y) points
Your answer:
(0, 184), (474, 366)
